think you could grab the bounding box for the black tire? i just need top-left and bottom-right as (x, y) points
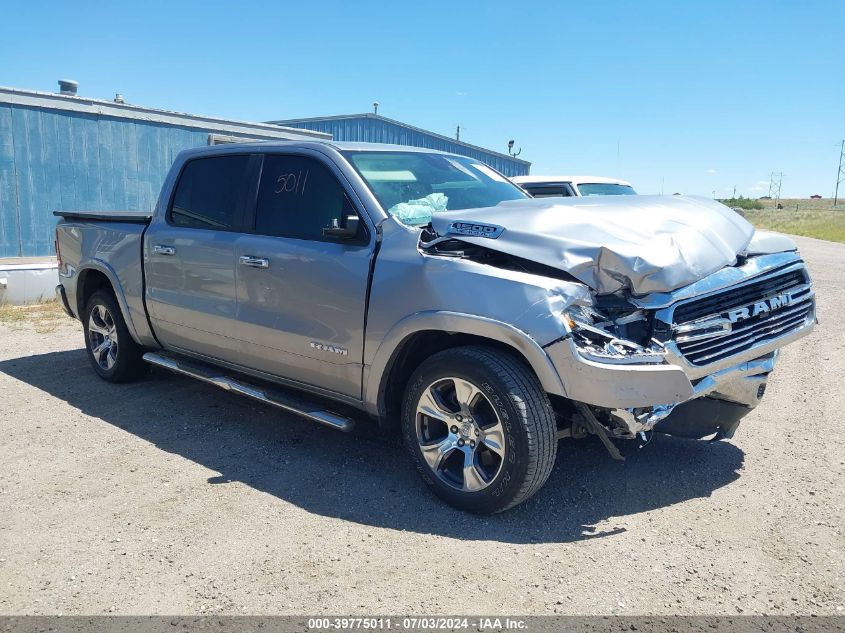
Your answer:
(401, 346), (557, 514)
(83, 290), (146, 383)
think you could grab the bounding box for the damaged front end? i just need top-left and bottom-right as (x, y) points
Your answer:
(557, 298), (689, 443)
(419, 217), (816, 451)
(550, 251), (816, 448)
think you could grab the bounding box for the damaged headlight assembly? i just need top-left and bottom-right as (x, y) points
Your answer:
(563, 304), (667, 365)
(561, 303), (678, 444)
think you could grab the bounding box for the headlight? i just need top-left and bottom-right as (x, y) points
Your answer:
(564, 305), (613, 335)
(563, 305), (666, 365)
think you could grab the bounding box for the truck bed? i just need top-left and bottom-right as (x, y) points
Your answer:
(54, 212), (153, 344)
(53, 210), (153, 223)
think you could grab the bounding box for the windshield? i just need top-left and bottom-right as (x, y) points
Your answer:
(576, 183), (637, 196)
(344, 151), (528, 226)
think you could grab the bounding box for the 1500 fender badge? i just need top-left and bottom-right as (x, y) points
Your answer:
(310, 341), (348, 356)
(447, 221), (505, 239)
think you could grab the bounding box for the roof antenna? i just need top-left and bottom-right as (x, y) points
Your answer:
(373, 101), (379, 115)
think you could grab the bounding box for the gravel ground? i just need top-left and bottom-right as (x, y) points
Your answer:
(0, 236), (842, 616)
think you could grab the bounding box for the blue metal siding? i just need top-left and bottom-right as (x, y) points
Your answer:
(2, 104), (528, 257)
(1, 105), (273, 257)
(0, 104), (20, 256)
(284, 118), (530, 178)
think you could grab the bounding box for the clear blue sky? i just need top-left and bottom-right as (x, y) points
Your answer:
(2, 0), (842, 197)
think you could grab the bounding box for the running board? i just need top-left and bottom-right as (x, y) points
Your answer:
(142, 352), (355, 432)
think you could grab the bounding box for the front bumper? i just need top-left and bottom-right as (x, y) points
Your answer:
(545, 308), (815, 438)
(652, 397), (750, 440)
(546, 335), (781, 409)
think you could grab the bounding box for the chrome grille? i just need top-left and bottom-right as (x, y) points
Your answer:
(672, 267), (813, 366)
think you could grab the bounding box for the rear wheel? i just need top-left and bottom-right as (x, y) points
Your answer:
(401, 346), (557, 513)
(83, 290), (146, 383)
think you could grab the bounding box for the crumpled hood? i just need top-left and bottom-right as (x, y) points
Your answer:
(430, 195), (757, 296)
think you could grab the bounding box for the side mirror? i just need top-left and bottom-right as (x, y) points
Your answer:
(322, 216), (360, 240)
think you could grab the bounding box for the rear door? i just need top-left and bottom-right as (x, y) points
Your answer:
(145, 153), (256, 362)
(233, 151), (374, 399)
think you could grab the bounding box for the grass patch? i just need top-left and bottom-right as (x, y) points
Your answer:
(742, 198), (845, 243)
(719, 197), (764, 210)
(0, 300), (71, 333)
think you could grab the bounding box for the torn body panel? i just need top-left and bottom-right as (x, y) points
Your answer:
(429, 195), (755, 296)
(362, 219), (594, 414)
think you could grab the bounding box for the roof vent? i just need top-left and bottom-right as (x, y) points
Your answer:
(114, 93), (125, 104)
(58, 79), (78, 96)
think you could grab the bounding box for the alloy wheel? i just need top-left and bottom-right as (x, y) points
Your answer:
(415, 377), (506, 492)
(88, 304), (119, 371)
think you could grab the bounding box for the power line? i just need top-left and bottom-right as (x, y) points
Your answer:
(835, 140), (845, 207)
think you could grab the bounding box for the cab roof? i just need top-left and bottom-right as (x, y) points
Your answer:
(513, 175), (633, 187)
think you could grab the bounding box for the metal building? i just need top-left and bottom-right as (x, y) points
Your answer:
(269, 113), (531, 178)
(0, 83), (328, 261)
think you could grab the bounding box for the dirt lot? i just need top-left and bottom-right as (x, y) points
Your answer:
(0, 236), (843, 616)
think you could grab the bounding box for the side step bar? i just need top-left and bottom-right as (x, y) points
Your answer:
(142, 352), (355, 432)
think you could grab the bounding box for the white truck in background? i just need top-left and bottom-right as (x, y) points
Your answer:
(514, 175), (636, 198)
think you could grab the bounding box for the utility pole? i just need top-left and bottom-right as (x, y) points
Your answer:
(768, 172), (784, 207)
(835, 140), (845, 207)
(733, 185), (737, 199)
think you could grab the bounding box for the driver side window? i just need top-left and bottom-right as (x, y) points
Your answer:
(254, 154), (361, 241)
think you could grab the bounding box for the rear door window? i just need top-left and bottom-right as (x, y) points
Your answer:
(169, 155), (252, 230)
(254, 154), (362, 241)
(523, 184), (574, 198)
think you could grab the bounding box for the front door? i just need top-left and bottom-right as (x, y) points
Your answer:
(145, 153), (254, 363)
(234, 152), (374, 399)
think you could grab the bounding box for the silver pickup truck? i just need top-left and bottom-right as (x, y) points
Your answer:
(54, 141), (816, 513)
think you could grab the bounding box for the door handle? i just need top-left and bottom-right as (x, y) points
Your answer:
(239, 255), (270, 269)
(153, 244), (176, 256)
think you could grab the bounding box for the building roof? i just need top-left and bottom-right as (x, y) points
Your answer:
(192, 140), (460, 154)
(269, 112), (531, 167)
(0, 85), (330, 140)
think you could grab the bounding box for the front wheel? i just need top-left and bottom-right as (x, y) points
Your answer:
(401, 346), (557, 514)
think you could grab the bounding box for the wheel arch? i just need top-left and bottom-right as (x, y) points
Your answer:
(364, 312), (565, 425)
(76, 261), (143, 344)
